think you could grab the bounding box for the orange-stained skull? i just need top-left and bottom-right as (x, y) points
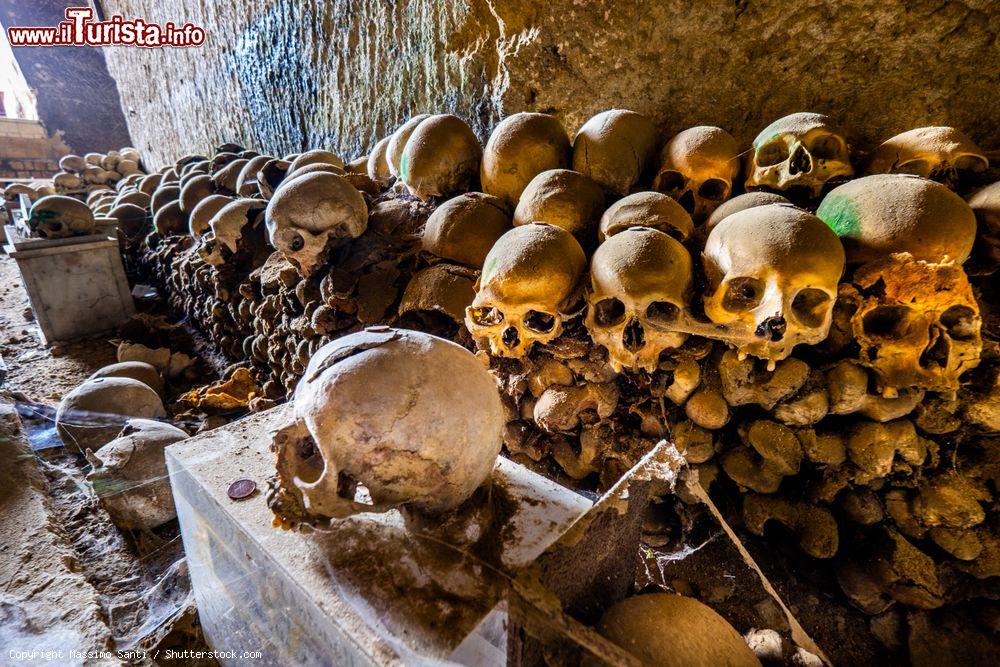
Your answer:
(653, 126), (741, 222)
(746, 112), (853, 198)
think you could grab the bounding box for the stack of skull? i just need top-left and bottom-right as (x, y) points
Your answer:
(109, 111), (999, 625)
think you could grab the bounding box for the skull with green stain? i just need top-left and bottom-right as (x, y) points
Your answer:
(746, 112), (853, 198)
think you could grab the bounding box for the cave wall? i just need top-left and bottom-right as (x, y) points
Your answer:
(101, 0), (1000, 168)
(0, 1), (132, 155)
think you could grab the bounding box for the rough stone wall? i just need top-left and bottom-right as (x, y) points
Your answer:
(102, 0), (1000, 168)
(0, 118), (70, 178)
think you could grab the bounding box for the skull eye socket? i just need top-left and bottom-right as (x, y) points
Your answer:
(722, 277), (765, 312)
(287, 232), (305, 251)
(896, 159), (931, 177)
(861, 305), (913, 339)
(593, 298), (626, 326)
(469, 306), (504, 326)
(524, 310), (557, 333)
(953, 155), (988, 174)
(940, 305), (978, 341)
(756, 141), (788, 167)
(791, 288), (832, 328)
(645, 301), (680, 327)
(697, 178), (730, 202)
(655, 170), (686, 194)
(807, 134), (843, 160)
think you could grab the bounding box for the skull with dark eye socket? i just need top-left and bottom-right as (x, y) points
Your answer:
(850, 254), (982, 397)
(465, 223), (586, 359)
(652, 126), (740, 222)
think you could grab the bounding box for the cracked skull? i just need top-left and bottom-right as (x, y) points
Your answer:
(652, 126), (740, 222)
(746, 112), (853, 198)
(865, 126), (988, 187)
(28, 195), (95, 239)
(465, 223), (586, 358)
(268, 328), (503, 528)
(199, 199), (266, 266)
(848, 254), (982, 396)
(265, 171), (368, 277)
(585, 227), (693, 373)
(703, 204), (845, 366)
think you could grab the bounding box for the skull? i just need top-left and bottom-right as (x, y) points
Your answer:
(422, 192), (512, 268)
(703, 204), (845, 366)
(399, 114), (482, 200)
(865, 126), (988, 187)
(746, 112), (853, 198)
(188, 194), (234, 239)
(265, 171), (368, 277)
(598, 191), (693, 242)
(268, 328), (503, 527)
(572, 109), (659, 196)
(513, 169), (605, 248)
(585, 227), (693, 372)
(386, 113), (431, 177)
(817, 174), (976, 265)
(652, 126), (741, 222)
(27, 195), (95, 238)
(465, 223), (586, 358)
(481, 112), (571, 207)
(967, 181), (1000, 271)
(199, 199), (266, 266)
(366, 135), (393, 184)
(705, 192), (791, 232)
(848, 254), (981, 396)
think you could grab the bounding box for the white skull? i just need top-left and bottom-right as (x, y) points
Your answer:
(465, 223), (586, 358)
(199, 199), (266, 266)
(702, 204), (845, 366)
(865, 126), (988, 188)
(585, 227), (693, 372)
(268, 328), (503, 527)
(652, 126), (741, 222)
(265, 171), (368, 277)
(746, 112), (853, 198)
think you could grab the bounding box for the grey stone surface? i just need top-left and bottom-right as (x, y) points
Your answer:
(102, 0), (1000, 168)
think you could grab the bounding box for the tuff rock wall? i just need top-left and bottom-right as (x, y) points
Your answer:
(102, 0), (1000, 168)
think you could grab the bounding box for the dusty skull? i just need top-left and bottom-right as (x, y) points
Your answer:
(598, 191), (694, 242)
(572, 109), (659, 196)
(513, 169), (605, 248)
(746, 112), (853, 198)
(465, 223), (586, 358)
(652, 126), (741, 221)
(848, 254), (981, 396)
(27, 195), (95, 238)
(268, 328), (503, 527)
(386, 113), (431, 177)
(481, 112), (571, 207)
(703, 204), (845, 366)
(399, 114), (482, 200)
(817, 174), (977, 265)
(865, 126), (988, 187)
(421, 192), (512, 268)
(265, 171), (368, 277)
(188, 194), (233, 239)
(705, 192), (791, 232)
(199, 199), (266, 266)
(586, 227), (693, 372)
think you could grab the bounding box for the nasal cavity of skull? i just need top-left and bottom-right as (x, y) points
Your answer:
(940, 305), (978, 341)
(697, 178), (730, 202)
(791, 288), (831, 328)
(470, 306), (503, 326)
(645, 301), (680, 327)
(594, 298), (626, 326)
(723, 277), (764, 312)
(861, 305), (912, 339)
(920, 326), (950, 369)
(524, 310), (556, 333)
(623, 318), (645, 351)
(788, 144), (813, 175)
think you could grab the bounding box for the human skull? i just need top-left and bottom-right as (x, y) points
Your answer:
(56, 377), (166, 452)
(967, 181), (1000, 271)
(268, 328), (503, 528)
(817, 174), (976, 264)
(652, 126), (741, 221)
(513, 169), (605, 248)
(598, 191), (693, 242)
(288, 149), (344, 173)
(865, 126), (988, 187)
(27, 195), (95, 238)
(746, 112), (853, 198)
(366, 135), (393, 183)
(265, 171), (368, 277)
(848, 254), (981, 396)
(481, 112), (571, 207)
(705, 192), (791, 232)
(572, 109), (659, 196)
(199, 199), (266, 266)
(703, 204), (845, 366)
(399, 114), (482, 200)
(421, 192), (511, 268)
(465, 223), (586, 358)
(188, 194), (233, 239)
(585, 227), (693, 373)
(386, 114), (431, 177)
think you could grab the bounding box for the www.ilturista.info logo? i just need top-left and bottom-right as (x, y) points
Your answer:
(7, 7), (205, 48)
